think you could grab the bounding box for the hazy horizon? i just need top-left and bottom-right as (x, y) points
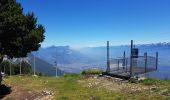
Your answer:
(40, 41), (170, 49)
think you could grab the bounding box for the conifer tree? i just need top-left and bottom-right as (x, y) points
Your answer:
(0, 0), (45, 84)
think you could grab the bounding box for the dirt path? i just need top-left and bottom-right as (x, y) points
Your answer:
(2, 84), (54, 100)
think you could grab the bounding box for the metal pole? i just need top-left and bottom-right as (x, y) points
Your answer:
(55, 61), (58, 77)
(106, 41), (110, 72)
(10, 59), (11, 76)
(144, 52), (147, 73)
(118, 60), (119, 73)
(33, 55), (35, 76)
(130, 40), (133, 77)
(126, 59), (128, 72)
(56, 63), (57, 77)
(4, 64), (5, 74)
(156, 52), (158, 70)
(20, 58), (22, 75)
(123, 51), (125, 69)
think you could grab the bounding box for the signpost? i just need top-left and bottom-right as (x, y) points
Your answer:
(132, 48), (139, 58)
(130, 40), (139, 77)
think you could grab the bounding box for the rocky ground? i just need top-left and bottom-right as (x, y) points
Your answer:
(1, 84), (54, 100)
(1, 75), (170, 100)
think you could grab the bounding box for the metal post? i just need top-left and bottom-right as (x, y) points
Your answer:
(10, 59), (11, 76)
(156, 52), (158, 70)
(118, 60), (119, 72)
(123, 51), (125, 69)
(20, 58), (22, 75)
(106, 41), (110, 72)
(54, 61), (58, 77)
(130, 40), (133, 77)
(144, 52), (147, 73)
(33, 55), (36, 76)
(56, 63), (57, 77)
(4, 64), (5, 74)
(126, 59), (128, 72)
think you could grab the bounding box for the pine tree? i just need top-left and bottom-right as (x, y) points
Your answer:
(0, 0), (45, 84)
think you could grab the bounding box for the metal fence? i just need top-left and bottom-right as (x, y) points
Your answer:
(108, 53), (158, 77)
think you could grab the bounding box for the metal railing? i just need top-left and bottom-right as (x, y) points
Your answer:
(108, 53), (158, 77)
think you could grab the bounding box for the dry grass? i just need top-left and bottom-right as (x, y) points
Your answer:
(1, 74), (170, 100)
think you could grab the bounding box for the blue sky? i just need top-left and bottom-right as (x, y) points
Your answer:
(17, 0), (170, 47)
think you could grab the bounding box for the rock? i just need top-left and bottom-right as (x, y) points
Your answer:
(28, 91), (32, 94)
(137, 77), (146, 81)
(42, 90), (53, 96)
(160, 89), (170, 96)
(93, 76), (97, 79)
(99, 74), (103, 77)
(150, 86), (157, 90)
(103, 75), (112, 79)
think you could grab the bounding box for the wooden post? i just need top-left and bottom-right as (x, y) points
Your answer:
(156, 52), (158, 70)
(130, 40), (133, 77)
(106, 41), (110, 72)
(144, 52), (147, 73)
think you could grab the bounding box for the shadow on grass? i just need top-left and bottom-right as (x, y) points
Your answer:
(0, 84), (12, 99)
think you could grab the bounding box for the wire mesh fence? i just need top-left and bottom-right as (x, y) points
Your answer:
(109, 54), (157, 77)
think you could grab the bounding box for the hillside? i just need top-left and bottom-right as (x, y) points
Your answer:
(1, 74), (170, 100)
(33, 43), (170, 67)
(28, 54), (65, 76)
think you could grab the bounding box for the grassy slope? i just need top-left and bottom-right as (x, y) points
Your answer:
(2, 74), (170, 100)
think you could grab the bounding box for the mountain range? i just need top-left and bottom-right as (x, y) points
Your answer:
(28, 42), (170, 78)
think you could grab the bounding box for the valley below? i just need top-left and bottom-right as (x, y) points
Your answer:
(28, 43), (170, 79)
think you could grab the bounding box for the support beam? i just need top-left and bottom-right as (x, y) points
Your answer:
(20, 58), (22, 75)
(123, 51), (125, 69)
(54, 61), (58, 77)
(156, 52), (158, 70)
(126, 59), (128, 73)
(144, 52), (147, 73)
(118, 60), (119, 72)
(10, 59), (11, 76)
(33, 55), (36, 76)
(130, 40), (133, 77)
(106, 41), (110, 72)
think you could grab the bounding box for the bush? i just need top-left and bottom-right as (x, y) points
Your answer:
(129, 78), (138, 83)
(1, 60), (32, 75)
(64, 73), (80, 77)
(1, 61), (14, 75)
(141, 78), (162, 85)
(13, 61), (32, 75)
(81, 68), (102, 75)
